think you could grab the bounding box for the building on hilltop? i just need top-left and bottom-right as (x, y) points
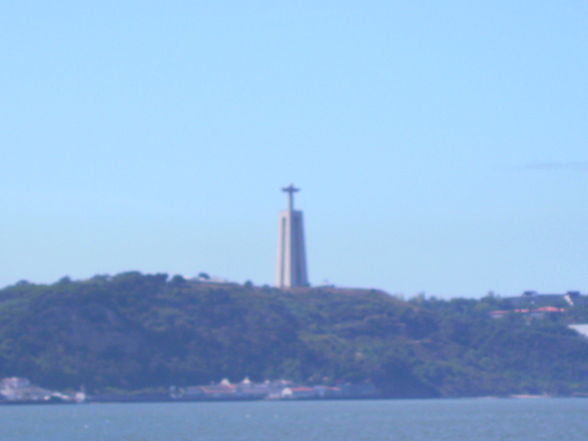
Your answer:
(276, 184), (309, 288)
(508, 291), (585, 307)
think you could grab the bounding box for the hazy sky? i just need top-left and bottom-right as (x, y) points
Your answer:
(2, 1), (587, 297)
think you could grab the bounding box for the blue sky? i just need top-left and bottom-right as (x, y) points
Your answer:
(1, 1), (587, 297)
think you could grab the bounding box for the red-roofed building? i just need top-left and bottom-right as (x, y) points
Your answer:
(534, 306), (566, 313)
(281, 387), (317, 399)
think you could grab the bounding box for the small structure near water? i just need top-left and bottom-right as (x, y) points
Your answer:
(169, 378), (379, 402)
(92, 378), (380, 403)
(0, 376), (379, 404)
(0, 377), (84, 404)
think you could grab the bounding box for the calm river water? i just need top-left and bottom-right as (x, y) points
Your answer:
(1, 398), (587, 441)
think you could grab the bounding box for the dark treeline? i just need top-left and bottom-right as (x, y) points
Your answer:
(1, 272), (588, 397)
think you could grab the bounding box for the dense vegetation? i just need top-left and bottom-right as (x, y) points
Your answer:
(1, 272), (588, 398)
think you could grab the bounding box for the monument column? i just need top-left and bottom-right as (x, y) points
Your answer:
(276, 184), (309, 288)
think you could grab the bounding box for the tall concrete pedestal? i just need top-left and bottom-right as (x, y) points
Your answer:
(276, 185), (309, 288)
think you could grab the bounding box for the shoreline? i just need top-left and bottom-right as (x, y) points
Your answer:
(3, 393), (586, 406)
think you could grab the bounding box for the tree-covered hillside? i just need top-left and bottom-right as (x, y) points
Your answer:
(1, 272), (588, 397)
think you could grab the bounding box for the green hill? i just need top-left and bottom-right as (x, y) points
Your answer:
(1, 272), (588, 397)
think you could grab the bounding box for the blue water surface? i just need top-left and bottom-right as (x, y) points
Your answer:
(1, 398), (587, 441)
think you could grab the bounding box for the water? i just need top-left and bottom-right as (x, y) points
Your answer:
(1, 399), (587, 441)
